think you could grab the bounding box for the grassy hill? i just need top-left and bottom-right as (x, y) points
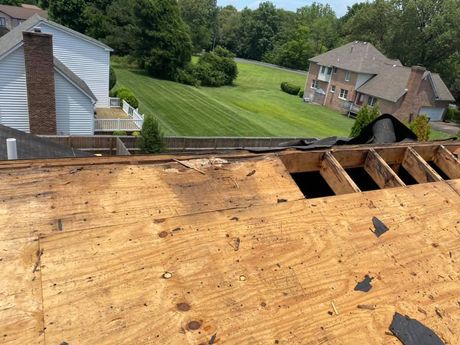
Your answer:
(113, 60), (355, 137)
(113, 59), (450, 140)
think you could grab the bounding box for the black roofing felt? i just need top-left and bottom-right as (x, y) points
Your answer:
(0, 125), (92, 160)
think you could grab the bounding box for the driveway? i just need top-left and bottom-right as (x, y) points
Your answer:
(430, 121), (460, 136)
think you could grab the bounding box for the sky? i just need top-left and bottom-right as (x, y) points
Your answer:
(216, 0), (360, 17)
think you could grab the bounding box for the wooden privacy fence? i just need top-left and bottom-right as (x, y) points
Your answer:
(40, 136), (317, 154)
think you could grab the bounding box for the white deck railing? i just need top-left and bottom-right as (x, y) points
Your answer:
(95, 99), (145, 132)
(94, 118), (144, 132)
(109, 97), (121, 108)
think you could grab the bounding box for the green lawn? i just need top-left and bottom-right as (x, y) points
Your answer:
(114, 60), (450, 140)
(114, 61), (354, 137)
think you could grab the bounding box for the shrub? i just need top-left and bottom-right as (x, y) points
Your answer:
(194, 63), (227, 87)
(175, 64), (199, 86)
(350, 105), (380, 137)
(409, 115), (431, 141)
(298, 90), (304, 98)
(109, 66), (117, 91)
(116, 88), (139, 109)
(132, 131), (141, 137)
(281, 82), (301, 95)
(445, 108), (460, 123)
(139, 114), (165, 154)
(113, 130), (127, 136)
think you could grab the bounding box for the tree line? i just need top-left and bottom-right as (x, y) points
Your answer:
(2, 0), (458, 100)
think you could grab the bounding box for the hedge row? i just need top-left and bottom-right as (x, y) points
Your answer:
(281, 82), (301, 96)
(113, 87), (139, 109)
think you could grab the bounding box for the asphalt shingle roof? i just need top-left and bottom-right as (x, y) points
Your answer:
(310, 41), (402, 74)
(0, 4), (47, 20)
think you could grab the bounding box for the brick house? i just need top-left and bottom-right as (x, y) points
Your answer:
(0, 4), (47, 36)
(304, 41), (455, 121)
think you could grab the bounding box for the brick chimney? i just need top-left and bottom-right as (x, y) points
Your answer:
(23, 30), (57, 134)
(401, 66), (426, 121)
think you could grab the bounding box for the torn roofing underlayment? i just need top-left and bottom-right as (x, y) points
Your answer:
(0, 141), (459, 344)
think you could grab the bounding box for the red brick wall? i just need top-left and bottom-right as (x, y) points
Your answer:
(305, 62), (358, 111)
(23, 31), (57, 135)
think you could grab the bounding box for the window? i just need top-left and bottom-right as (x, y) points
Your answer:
(344, 71), (351, 82)
(339, 89), (348, 100)
(356, 93), (364, 106)
(320, 66), (327, 74)
(311, 80), (318, 89)
(0, 17), (5, 27)
(368, 96), (377, 106)
(333, 67), (338, 74)
(331, 85), (336, 93)
(326, 67), (332, 75)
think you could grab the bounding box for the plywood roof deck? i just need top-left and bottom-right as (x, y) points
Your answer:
(0, 142), (459, 344)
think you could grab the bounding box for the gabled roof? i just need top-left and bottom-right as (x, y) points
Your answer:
(0, 13), (112, 59)
(310, 41), (402, 74)
(54, 58), (97, 102)
(429, 72), (455, 102)
(356, 65), (412, 103)
(0, 4), (47, 20)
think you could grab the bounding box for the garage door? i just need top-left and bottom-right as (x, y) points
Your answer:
(419, 107), (445, 121)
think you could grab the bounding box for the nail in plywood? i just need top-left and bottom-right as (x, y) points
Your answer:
(320, 151), (361, 195)
(434, 145), (460, 179)
(0, 238), (44, 345)
(402, 147), (443, 183)
(364, 149), (405, 189)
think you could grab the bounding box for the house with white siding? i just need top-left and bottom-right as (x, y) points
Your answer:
(0, 14), (114, 135)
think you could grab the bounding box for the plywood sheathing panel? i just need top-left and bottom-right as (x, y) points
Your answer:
(0, 156), (303, 241)
(38, 182), (460, 344)
(0, 238), (45, 345)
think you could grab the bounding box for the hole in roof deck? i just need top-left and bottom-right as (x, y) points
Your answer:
(290, 171), (335, 199)
(345, 167), (380, 191)
(394, 165), (418, 185)
(428, 161), (450, 180)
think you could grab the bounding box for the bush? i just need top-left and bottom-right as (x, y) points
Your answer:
(194, 63), (227, 87)
(139, 114), (165, 154)
(116, 88), (139, 109)
(132, 131), (141, 137)
(446, 108), (460, 123)
(298, 90), (304, 98)
(350, 105), (380, 137)
(281, 82), (301, 95)
(409, 115), (431, 141)
(175, 64), (199, 86)
(109, 66), (117, 91)
(113, 130), (127, 136)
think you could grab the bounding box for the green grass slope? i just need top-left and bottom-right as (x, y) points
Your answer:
(114, 61), (354, 137)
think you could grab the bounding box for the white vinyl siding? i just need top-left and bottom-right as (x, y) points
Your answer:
(37, 22), (109, 107)
(0, 47), (30, 132)
(55, 71), (94, 135)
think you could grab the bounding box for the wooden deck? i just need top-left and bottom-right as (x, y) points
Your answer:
(95, 108), (142, 132)
(0, 142), (459, 344)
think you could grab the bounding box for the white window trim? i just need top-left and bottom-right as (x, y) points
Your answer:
(311, 80), (318, 89)
(330, 85), (336, 93)
(338, 89), (348, 100)
(368, 96), (377, 106)
(344, 71), (351, 82)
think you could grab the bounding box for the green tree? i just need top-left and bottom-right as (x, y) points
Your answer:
(131, 0), (192, 80)
(140, 114), (166, 154)
(178, 0), (218, 52)
(48, 0), (87, 32)
(350, 105), (380, 137)
(215, 5), (240, 52)
(0, 0), (20, 5)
